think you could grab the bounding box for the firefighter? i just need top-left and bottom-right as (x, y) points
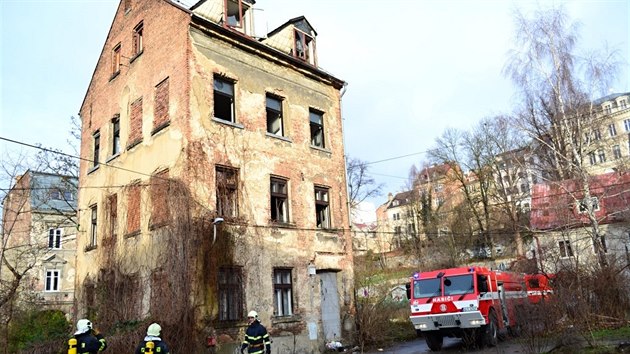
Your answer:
(73, 319), (107, 353)
(241, 311), (271, 354)
(135, 323), (170, 354)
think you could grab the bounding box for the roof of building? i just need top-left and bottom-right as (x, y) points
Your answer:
(266, 15), (318, 37)
(27, 171), (78, 212)
(593, 92), (630, 105)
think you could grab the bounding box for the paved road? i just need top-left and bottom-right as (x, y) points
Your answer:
(363, 337), (529, 354)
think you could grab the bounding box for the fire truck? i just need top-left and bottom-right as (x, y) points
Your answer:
(524, 273), (555, 304)
(406, 266), (528, 351)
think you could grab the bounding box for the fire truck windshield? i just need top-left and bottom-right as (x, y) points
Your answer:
(413, 278), (441, 298)
(443, 275), (474, 296)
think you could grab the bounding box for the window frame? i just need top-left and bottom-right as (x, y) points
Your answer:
(314, 186), (331, 229)
(132, 21), (144, 58)
(93, 130), (100, 168)
(89, 204), (98, 248)
(213, 76), (236, 123)
(613, 144), (622, 159)
(216, 165), (239, 218)
(270, 177), (289, 223)
(112, 115), (121, 156)
(559, 240), (574, 258)
(112, 43), (121, 77)
(266, 94), (284, 136)
(45, 269), (60, 292)
(224, 0), (248, 28)
(218, 266), (244, 321)
(273, 268), (293, 317)
(293, 29), (314, 63)
(577, 196), (600, 213)
(309, 109), (325, 148)
(609, 123), (617, 137)
(48, 228), (62, 249)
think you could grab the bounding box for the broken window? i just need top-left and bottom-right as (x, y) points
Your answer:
(294, 29), (313, 62)
(132, 21), (143, 56)
(90, 205), (98, 248)
(214, 76), (235, 122)
(216, 166), (238, 218)
(315, 186), (330, 229)
(112, 43), (121, 76)
(218, 266), (243, 321)
(273, 268), (293, 317)
(266, 94), (283, 136)
(559, 240), (573, 258)
(270, 177), (288, 223)
(112, 115), (120, 155)
(578, 196), (600, 213)
(309, 109), (325, 148)
(45, 269), (60, 292)
(225, 0), (249, 28)
(93, 131), (100, 168)
(48, 228), (62, 249)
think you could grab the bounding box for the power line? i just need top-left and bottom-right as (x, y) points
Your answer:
(365, 150), (431, 165)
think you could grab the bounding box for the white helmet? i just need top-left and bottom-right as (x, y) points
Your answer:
(147, 323), (161, 336)
(76, 319), (92, 334)
(247, 310), (258, 318)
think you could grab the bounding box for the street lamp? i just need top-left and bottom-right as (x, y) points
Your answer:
(212, 217), (224, 246)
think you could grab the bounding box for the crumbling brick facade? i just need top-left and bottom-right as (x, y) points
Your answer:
(76, 0), (353, 352)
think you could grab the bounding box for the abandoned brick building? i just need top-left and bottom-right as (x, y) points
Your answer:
(76, 0), (353, 352)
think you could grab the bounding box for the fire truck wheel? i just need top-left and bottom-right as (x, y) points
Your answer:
(425, 331), (443, 351)
(484, 312), (499, 347)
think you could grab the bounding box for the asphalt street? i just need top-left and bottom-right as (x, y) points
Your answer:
(363, 337), (530, 354)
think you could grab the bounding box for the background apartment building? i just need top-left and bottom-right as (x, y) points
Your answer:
(1, 171), (77, 316)
(76, 0), (353, 352)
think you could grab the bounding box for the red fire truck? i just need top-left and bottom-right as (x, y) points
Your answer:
(524, 273), (555, 304)
(406, 266), (528, 351)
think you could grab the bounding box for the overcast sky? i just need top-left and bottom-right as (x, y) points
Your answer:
(1, 0), (629, 222)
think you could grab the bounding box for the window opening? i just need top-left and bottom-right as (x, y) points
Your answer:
(48, 228), (62, 249)
(294, 29), (313, 62)
(218, 266), (243, 321)
(45, 270), (60, 292)
(90, 205), (98, 248)
(609, 123), (617, 136)
(214, 77), (235, 122)
(315, 186), (330, 228)
(93, 131), (100, 167)
(559, 240), (573, 258)
(112, 43), (121, 75)
(266, 95), (283, 135)
(133, 21), (143, 56)
(112, 116), (121, 155)
(270, 177), (288, 223)
(216, 166), (238, 218)
(309, 109), (324, 148)
(273, 268), (293, 316)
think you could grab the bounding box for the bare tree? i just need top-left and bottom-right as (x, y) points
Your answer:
(504, 6), (623, 268)
(346, 157), (383, 219)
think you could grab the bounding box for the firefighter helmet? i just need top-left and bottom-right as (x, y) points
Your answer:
(247, 310), (258, 318)
(147, 323), (161, 336)
(76, 319), (93, 334)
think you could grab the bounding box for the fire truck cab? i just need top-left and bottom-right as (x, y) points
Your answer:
(406, 266), (527, 351)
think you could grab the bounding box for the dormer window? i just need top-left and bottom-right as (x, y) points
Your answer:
(294, 29), (314, 63)
(225, 0), (249, 28)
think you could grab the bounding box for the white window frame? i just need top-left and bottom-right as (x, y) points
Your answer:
(48, 228), (62, 249)
(45, 269), (60, 292)
(559, 240), (574, 258)
(273, 268), (293, 317)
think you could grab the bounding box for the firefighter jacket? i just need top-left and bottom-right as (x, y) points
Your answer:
(241, 320), (271, 354)
(134, 335), (170, 354)
(74, 331), (107, 353)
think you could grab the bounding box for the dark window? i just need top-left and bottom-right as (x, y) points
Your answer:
(593, 129), (601, 140)
(216, 166), (238, 218)
(45, 270), (60, 291)
(133, 21), (143, 56)
(443, 275), (474, 296)
(50, 190), (62, 200)
(599, 235), (608, 254)
(309, 109), (324, 148)
(218, 266), (243, 321)
(315, 186), (330, 228)
(609, 123), (617, 136)
(112, 116), (120, 155)
(270, 177), (288, 223)
(48, 228), (62, 249)
(273, 268), (293, 316)
(559, 240), (573, 258)
(90, 205), (98, 248)
(578, 197), (600, 213)
(266, 95), (283, 135)
(598, 150), (606, 163)
(214, 77), (235, 122)
(93, 131), (100, 167)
